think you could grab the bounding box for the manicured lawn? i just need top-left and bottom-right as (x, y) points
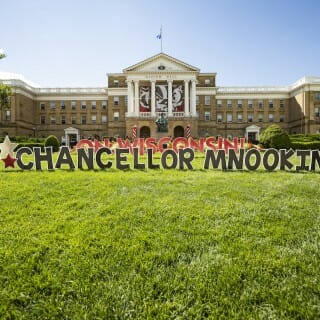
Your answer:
(0, 159), (320, 319)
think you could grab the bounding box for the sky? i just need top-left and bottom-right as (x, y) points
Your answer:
(1, 0), (319, 88)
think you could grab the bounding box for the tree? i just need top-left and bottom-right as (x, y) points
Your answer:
(0, 48), (6, 59)
(0, 84), (12, 110)
(259, 124), (291, 149)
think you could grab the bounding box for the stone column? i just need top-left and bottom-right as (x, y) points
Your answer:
(191, 80), (196, 117)
(151, 80), (156, 116)
(168, 80), (173, 116)
(134, 80), (139, 116)
(184, 80), (190, 116)
(127, 80), (133, 115)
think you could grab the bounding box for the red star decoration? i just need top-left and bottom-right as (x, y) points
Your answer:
(1, 154), (17, 168)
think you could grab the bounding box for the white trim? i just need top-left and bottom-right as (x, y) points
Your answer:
(107, 88), (128, 96)
(34, 95), (107, 101)
(216, 93), (290, 100)
(12, 88), (35, 100)
(196, 88), (217, 95)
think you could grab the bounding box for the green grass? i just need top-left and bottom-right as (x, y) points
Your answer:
(0, 156), (320, 319)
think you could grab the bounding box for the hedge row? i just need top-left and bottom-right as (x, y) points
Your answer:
(290, 141), (320, 150)
(290, 134), (320, 142)
(0, 136), (46, 143)
(15, 143), (45, 150)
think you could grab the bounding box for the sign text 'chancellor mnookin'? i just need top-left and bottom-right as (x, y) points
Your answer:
(1, 136), (320, 172)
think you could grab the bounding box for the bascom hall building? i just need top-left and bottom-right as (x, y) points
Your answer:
(1, 52), (320, 146)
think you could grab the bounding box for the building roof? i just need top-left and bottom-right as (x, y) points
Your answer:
(0, 71), (39, 88)
(123, 52), (200, 73)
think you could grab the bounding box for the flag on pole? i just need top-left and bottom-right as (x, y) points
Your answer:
(156, 26), (163, 52)
(156, 26), (162, 39)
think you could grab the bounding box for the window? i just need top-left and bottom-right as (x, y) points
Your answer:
(5, 110), (10, 121)
(81, 101), (87, 109)
(315, 92), (320, 101)
(269, 100), (273, 108)
(269, 113), (274, 122)
(217, 113), (223, 123)
(248, 100), (253, 108)
(61, 101), (66, 110)
(205, 96), (211, 105)
(81, 116), (86, 124)
(50, 116), (56, 124)
(114, 80), (119, 87)
(315, 107), (320, 117)
(237, 100), (242, 108)
(125, 96), (128, 106)
(204, 79), (210, 86)
(205, 111), (210, 121)
(217, 99), (222, 107)
(237, 113), (243, 122)
(91, 101), (96, 109)
(102, 115), (107, 124)
(258, 100), (264, 108)
(258, 113), (263, 122)
(227, 100), (232, 108)
(40, 115), (45, 124)
(50, 102), (56, 109)
(71, 115), (76, 125)
(114, 96), (119, 106)
(91, 115), (97, 124)
(71, 101), (76, 110)
(280, 100), (285, 108)
(227, 113), (233, 122)
(40, 102), (45, 110)
(102, 100), (107, 109)
(196, 96), (200, 105)
(61, 115), (66, 124)
(114, 111), (119, 121)
(248, 113), (253, 123)
(280, 114), (285, 122)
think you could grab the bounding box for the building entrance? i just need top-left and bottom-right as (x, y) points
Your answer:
(174, 126), (185, 138)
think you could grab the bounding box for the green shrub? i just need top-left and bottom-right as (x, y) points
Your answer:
(259, 125), (291, 149)
(290, 141), (320, 150)
(44, 135), (60, 152)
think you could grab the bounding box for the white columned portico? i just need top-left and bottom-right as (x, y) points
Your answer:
(184, 80), (190, 116)
(134, 80), (139, 116)
(151, 80), (156, 116)
(127, 80), (133, 114)
(191, 79), (196, 116)
(168, 80), (173, 116)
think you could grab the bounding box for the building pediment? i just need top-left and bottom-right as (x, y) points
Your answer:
(246, 125), (261, 131)
(64, 127), (79, 134)
(123, 52), (200, 73)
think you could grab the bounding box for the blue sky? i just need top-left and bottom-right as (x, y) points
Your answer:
(1, 0), (319, 87)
